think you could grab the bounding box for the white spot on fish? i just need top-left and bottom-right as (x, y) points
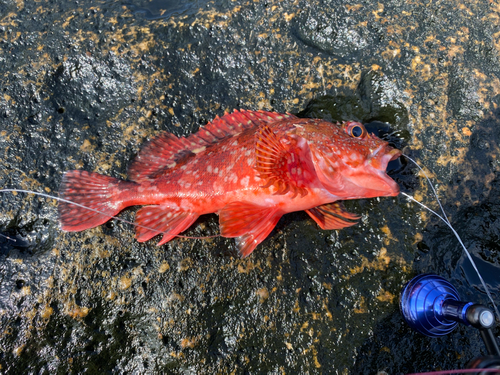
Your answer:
(241, 176), (250, 187)
(192, 146), (206, 154)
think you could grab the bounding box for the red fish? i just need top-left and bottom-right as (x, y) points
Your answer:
(59, 110), (401, 257)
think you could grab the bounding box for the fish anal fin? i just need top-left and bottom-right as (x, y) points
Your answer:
(219, 201), (282, 258)
(305, 202), (360, 230)
(255, 125), (309, 198)
(135, 206), (199, 246)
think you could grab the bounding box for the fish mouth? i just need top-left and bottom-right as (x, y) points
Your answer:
(311, 143), (403, 199)
(357, 145), (402, 197)
(371, 145), (402, 172)
(381, 147), (403, 171)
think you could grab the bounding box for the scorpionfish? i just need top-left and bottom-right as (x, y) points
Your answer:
(59, 110), (401, 257)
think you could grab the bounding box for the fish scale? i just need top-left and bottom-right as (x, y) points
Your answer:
(59, 109), (401, 257)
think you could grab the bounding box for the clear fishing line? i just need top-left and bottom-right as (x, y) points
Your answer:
(402, 155), (500, 322)
(0, 188), (220, 241)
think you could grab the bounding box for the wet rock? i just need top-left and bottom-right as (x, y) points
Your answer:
(293, 7), (374, 62)
(447, 66), (483, 120)
(0, 0), (19, 19)
(51, 54), (136, 120)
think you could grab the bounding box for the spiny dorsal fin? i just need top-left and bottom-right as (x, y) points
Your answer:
(128, 110), (297, 182)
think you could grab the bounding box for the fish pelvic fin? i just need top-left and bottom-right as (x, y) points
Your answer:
(135, 205), (199, 246)
(305, 202), (360, 230)
(219, 201), (282, 258)
(59, 170), (135, 231)
(128, 110), (297, 183)
(255, 125), (310, 199)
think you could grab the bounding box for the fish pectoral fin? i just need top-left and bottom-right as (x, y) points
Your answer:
(255, 125), (308, 198)
(219, 202), (282, 258)
(305, 202), (360, 230)
(135, 205), (199, 246)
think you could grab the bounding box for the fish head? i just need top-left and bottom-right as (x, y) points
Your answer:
(298, 120), (401, 199)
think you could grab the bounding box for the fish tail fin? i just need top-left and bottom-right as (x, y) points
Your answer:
(58, 170), (134, 231)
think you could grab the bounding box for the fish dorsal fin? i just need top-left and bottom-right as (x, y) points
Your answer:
(255, 125), (310, 198)
(128, 110), (297, 182)
(186, 109), (297, 147)
(127, 132), (191, 182)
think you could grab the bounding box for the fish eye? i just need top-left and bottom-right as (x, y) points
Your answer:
(345, 122), (367, 138)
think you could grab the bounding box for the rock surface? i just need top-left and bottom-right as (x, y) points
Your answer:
(0, 0), (500, 373)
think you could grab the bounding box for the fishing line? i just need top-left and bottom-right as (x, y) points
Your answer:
(402, 155), (500, 322)
(0, 189), (220, 241)
(0, 232), (16, 242)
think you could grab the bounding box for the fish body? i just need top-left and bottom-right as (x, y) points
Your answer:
(59, 110), (401, 257)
